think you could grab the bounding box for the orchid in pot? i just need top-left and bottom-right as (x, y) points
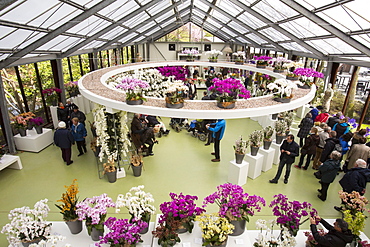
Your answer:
(29, 117), (44, 134)
(55, 179), (82, 234)
(267, 78), (299, 103)
(96, 217), (147, 247)
(203, 183), (266, 236)
(233, 136), (248, 164)
(293, 68), (324, 88)
(196, 213), (234, 246)
(1, 199), (52, 246)
(209, 78), (251, 109)
(116, 77), (150, 105)
(159, 192), (205, 233)
(64, 81), (79, 97)
(263, 126), (274, 150)
(152, 217), (182, 247)
(165, 81), (188, 108)
(274, 120), (287, 144)
(269, 194), (317, 237)
(115, 185), (156, 234)
(249, 129), (263, 156)
(42, 87), (62, 106)
(284, 61), (304, 80)
(254, 55), (272, 68)
(232, 51), (246, 64)
(205, 49), (223, 62)
(254, 219), (296, 247)
(271, 57), (291, 72)
(181, 49), (199, 61)
(76, 193), (116, 241)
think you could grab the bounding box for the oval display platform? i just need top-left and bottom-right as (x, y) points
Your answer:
(78, 61), (315, 119)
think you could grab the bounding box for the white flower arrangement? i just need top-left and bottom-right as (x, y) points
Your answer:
(267, 79), (299, 98)
(1, 199), (52, 246)
(283, 61), (304, 69)
(93, 104), (130, 162)
(232, 51), (246, 58)
(116, 185), (156, 222)
(165, 79), (189, 94)
(254, 219), (296, 247)
(205, 49), (223, 59)
(271, 57), (291, 70)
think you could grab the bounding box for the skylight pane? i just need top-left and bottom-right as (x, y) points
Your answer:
(228, 21), (249, 34)
(146, 27), (161, 36)
(0, 26), (16, 39)
(147, 1), (171, 16)
(136, 21), (156, 33)
(118, 33), (137, 43)
(221, 27), (237, 37)
(38, 35), (78, 51)
(246, 33), (267, 45)
(207, 18), (223, 29)
(294, 0), (333, 10)
(307, 38), (360, 55)
(259, 27), (289, 42)
(100, 27), (127, 40)
(156, 11), (173, 23)
(212, 10), (230, 23)
(280, 42), (311, 53)
(217, 0), (242, 16)
(238, 13), (265, 29)
(0, 29), (35, 49)
(353, 35), (370, 50)
(193, 1), (209, 11)
(160, 19), (176, 29)
(122, 12), (150, 27)
(280, 17), (330, 39)
(98, 1), (139, 21)
(252, 0), (299, 22)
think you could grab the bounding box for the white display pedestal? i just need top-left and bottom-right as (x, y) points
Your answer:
(83, 96), (91, 114)
(0, 154), (23, 171)
(152, 214), (252, 247)
(228, 160), (249, 186)
(271, 140), (282, 165)
(245, 153), (263, 180)
(14, 128), (53, 152)
(297, 104), (311, 119)
(259, 148), (275, 172)
(50, 106), (58, 129)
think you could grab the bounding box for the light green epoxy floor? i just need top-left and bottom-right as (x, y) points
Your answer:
(0, 114), (369, 245)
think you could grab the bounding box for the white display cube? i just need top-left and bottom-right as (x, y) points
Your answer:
(14, 128), (53, 152)
(245, 153), (263, 180)
(259, 148), (275, 172)
(228, 160), (249, 186)
(271, 141), (282, 165)
(0, 154), (23, 171)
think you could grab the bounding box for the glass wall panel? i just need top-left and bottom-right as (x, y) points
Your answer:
(252, 0), (298, 22)
(280, 18), (330, 39)
(238, 13), (265, 29)
(259, 27), (289, 42)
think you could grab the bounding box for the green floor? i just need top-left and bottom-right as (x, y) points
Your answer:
(0, 115), (369, 245)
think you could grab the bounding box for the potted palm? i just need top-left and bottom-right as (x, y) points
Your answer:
(249, 129), (263, 156)
(209, 78), (250, 109)
(55, 179), (82, 234)
(76, 193), (116, 241)
(203, 183), (265, 236)
(275, 120), (287, 144)
(116, 77), (150, 105)
(233, 136), (248, 164)
(205, 49), (223, 62)
(196, 213), (234, 247)
(1, 199), (52, 246)
(263, 126), (274, 150)
(115, 185), (156, 234)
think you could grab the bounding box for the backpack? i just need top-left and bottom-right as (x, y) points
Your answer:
(334, 143), (342, 153)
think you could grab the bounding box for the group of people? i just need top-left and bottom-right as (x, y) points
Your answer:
(54, 101), (88, 166)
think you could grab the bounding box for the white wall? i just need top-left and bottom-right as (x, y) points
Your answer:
(148, 42), (230, 62)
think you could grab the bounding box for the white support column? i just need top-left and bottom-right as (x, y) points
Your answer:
(271, 140), (282, 165)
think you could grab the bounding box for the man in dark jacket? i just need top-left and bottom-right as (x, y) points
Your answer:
(70, 106), (86, 126)
(320, 131), (339, 163)
(318, 151), (342, 201)
(131, 113), (146, 150)
(310, 216), (353, 247)
(270, 134), (299, 184)
(339, 159), (370, 195)
(57, 102), (69, 127)
(327, 112), (342, 128)
(54, 121), (74, 166)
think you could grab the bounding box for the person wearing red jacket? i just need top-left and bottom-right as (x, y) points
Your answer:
(315, 111), (330, 123)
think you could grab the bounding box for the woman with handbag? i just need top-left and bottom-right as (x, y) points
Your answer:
(317, 151), (342, 201)
(297, 113), (314, 147)
(295, 127), (320, 170)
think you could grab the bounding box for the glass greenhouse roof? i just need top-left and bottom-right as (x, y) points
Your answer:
(0, 0), (369, 68)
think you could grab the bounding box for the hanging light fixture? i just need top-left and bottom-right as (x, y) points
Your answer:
(222, 45), (233, 53)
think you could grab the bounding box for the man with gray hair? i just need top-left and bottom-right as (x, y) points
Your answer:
(334, 159), (370, 211)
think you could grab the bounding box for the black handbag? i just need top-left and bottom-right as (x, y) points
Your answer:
(314, 170), (322, 179)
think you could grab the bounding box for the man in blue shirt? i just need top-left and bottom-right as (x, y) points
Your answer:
(206, 119), (226, 162)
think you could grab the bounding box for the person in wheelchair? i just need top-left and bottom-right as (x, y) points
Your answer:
(140, 126), (159, 156)
(145, 115), (170, 136)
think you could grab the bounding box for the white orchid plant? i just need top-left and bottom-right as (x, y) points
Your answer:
(93, 104), (130, 163)
(1, 199), (52, 246)
(271, 57), (291, 70)
(116, 185), (156, 223)
(267, 78), (301, 98)
(205, 49), (223, 60)
(232, 51), (246, 62)
(254, 219), (296, 247)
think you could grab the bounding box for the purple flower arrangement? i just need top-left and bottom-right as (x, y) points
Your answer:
(76, 193), (116, 235)
(157, 66), (187, 81)
(116, 77), (150, 101)
(269, 194), (317, 236)
(97, 217), (147, 247)
(254, 56), (273, 66)
(293, 68), (324, 78)
(42, 87), (62, 96)
(203, 183), (265, 222)
(29, 117), (44, 126)
(209, 78), (251, 102)
(159, 192), (205, 233)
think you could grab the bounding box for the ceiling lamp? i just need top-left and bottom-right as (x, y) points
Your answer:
(222, 45), (233, 53)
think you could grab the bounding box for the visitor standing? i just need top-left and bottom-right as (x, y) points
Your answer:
(320, 131), (339, 163)
(309, 105), (323, 122)
(351, 129), (367, 145)
(333, 117), (350, 138)
(315, 110), (330, 123)
(297, 112), (314, 147)
(269, 134), (299, 184)
(327, 112), (343, 128)
(295, 127), (319, 170)
(312, 127), (331, 169)
(317, 151), (342, 201)
(345, 137), (370, 170)
(206, 119), (226, 162)
(339, 159), (370, 195)
(57, 102), (69, 127)
(131, 113), (145, 150)
(187, 79), (197, 100)
(53, 121), (74, 166)
(70, 106), (86, 126)
(71, 117), (87, 157)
